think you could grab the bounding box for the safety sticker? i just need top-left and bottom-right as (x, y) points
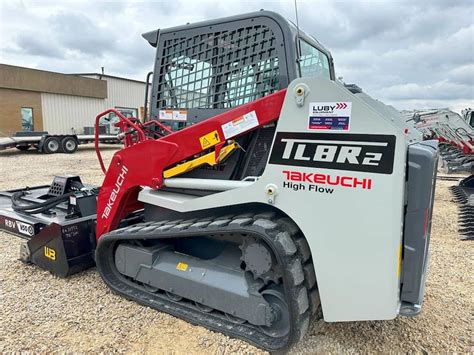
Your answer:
(176, 262), (188, 271)
(199, 130), (221, 149)
(221, 111), (259, 139)
(173, 110), (187, 121)
(159, 110), (173, 120)
(308, 102), (352, 131)
(158, 110), (188, 121)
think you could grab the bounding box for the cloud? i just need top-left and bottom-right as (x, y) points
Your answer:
(448, 64), (474, 86)
(10, 33), (65, 58)
(51, 11), (117, 56)
(0, 0), (473, 113)
(380, 81), (471, 100)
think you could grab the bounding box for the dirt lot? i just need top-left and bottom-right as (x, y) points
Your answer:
(0, 145), (471, 353)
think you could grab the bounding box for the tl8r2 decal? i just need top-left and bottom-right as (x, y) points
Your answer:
(268, 132), (396, 174)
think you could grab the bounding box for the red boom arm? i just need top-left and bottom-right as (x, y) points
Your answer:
(95, 89), (286, 239)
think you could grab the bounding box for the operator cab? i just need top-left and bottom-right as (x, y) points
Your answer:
(142, 10), (335, 129)
(141, 11), (336, 180)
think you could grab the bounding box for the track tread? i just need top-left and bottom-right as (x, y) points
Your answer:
(97, 212), (319, 351)
(303, 262), (317, 289)
(308, 288), (321, 315)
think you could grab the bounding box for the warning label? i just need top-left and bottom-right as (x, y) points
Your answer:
(199, 130), (221, 149)
(308, 102), (352, 131)
(221, 111), (259, 139)
(159, 109), (188, 121)
(173, 110), (187, 121)
(159, 110), (173, 120)
(176, 262), (188, 271)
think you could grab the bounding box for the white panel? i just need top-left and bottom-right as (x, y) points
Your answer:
(82, 75), (146, 114)
(41, 93), (105, 134)
(103, 77), (146, 113)
(139, 77), (408, 321)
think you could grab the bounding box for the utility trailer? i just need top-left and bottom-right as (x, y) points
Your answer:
(0, 11), (439, 351)
(0, 132), (119, 154)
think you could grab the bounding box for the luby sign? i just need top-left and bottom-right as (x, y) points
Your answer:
(308, 101), (352, 131)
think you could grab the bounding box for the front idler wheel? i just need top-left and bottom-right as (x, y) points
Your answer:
(259, 287), (290, 338)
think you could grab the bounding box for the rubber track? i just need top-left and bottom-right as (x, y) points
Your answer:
(95, 212), (320, 351)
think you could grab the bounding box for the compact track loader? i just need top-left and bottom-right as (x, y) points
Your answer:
(0, 11), (439, 351)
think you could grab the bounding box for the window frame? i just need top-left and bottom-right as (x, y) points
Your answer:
(296, 37), (331, 79)
(20, 107), (34, 132)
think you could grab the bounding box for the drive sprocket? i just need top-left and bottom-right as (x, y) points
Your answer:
(240, 237), (281, 284)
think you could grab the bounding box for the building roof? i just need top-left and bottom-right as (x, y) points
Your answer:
(69, 73), (148, 84)
(0, 64), (107, 99)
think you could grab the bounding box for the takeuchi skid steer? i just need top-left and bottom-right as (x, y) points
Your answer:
(0, 11), (439, 351)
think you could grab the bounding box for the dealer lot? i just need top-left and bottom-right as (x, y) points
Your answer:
(0, 145), (471, 353)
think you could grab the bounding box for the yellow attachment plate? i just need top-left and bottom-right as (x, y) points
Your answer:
(199, 130), (221, 149)
(163, 142), (239, 179)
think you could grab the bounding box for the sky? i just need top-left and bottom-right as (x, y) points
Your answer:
(0, 0), (473, 113)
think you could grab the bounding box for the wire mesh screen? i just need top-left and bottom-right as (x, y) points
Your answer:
(156, 25), (281, 110)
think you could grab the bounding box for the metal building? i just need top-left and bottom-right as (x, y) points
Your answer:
(0, 64), (147, 136)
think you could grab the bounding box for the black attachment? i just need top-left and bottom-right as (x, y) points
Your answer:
(0, 178), (100, 277)
(449, 175), (474, 240)
(19, 220), (96, 278)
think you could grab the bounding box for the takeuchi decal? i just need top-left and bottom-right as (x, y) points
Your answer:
(283, 170), (372, 190)
(102, 165), (129, 220)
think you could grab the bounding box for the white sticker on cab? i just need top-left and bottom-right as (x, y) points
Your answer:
(221, 111), (259, 139)
(159, 110), (173, 120)
(159, 110), (187, 121)
(173, 110), (187, 121)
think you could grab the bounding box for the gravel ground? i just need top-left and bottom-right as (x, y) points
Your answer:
(0, 145), (472, 353)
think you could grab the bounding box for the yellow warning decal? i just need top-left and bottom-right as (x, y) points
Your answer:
(44, 246), (56, 261)
(397, 244), (403, 277)
(176, 262), (189, 271)
(199, 130), (221, 149)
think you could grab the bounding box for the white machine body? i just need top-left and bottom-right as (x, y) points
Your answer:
(139, 77), (433, 322)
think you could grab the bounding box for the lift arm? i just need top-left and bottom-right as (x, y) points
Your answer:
(95, 89), (286, 238)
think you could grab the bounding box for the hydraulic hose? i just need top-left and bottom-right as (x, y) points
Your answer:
(11, 191), (72, 214)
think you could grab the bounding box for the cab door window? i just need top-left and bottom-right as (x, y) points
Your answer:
(298, 40), (330, 79)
